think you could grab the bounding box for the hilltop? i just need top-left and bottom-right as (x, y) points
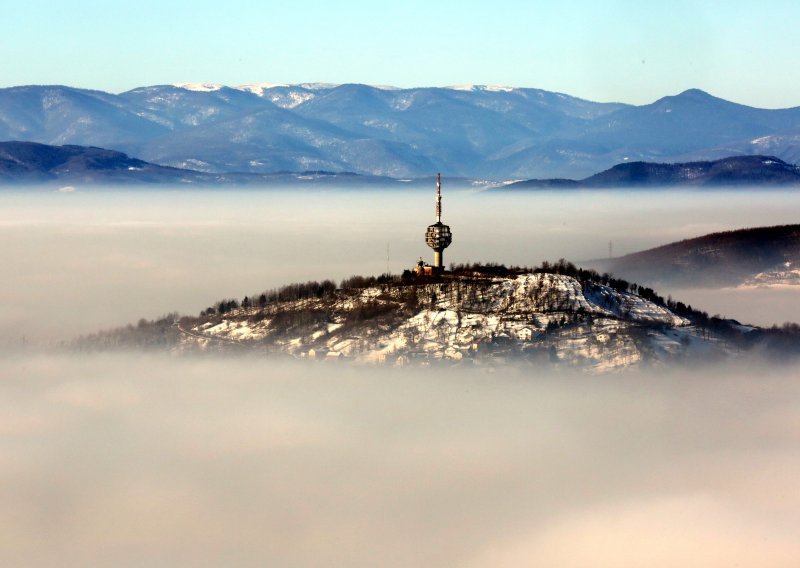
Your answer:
(591, 224), (800, 287)
(73, 262), (800, 372)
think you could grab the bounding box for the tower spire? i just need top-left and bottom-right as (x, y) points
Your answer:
(436, 172), (441, 222)
(425, 173), (452, 271)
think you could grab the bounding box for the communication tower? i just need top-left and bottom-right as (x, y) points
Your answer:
(424, 173), (452, 272)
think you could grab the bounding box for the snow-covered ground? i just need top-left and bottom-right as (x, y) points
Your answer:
(175, 273), (716, 372)
(743, 261), (800, 287)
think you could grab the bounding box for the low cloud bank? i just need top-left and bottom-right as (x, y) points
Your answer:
(2, 354), (798, 567)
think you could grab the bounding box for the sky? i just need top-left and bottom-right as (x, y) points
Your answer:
(2, 0), (800, 107)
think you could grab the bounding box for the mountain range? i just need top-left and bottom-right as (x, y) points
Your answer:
(3, 83), (800, 179)
(3, 141), (799, 189)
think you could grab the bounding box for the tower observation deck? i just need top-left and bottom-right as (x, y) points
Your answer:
(425, 173), (452, 271)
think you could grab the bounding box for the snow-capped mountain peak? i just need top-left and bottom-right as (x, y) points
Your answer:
(176, 82), (399, 96)
(447, 84), (517, 93)
(293, 82), (340, 91)
(235, 83), (290, 96)
(174, 82), (225, 92)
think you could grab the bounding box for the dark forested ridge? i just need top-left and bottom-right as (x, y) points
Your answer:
(3, 141), (799, 189)
(505, 156), (800, 189)
(591, 224), (800, 286)
(0, 141), (399, 186)
(0, 141), (186, 183)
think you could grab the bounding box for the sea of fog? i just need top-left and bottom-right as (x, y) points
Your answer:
(2, 186), (800, 567)
(1, 186), (800, 345)
(2, 354), (799, 567)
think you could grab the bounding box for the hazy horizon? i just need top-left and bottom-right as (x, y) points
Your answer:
(2, 82), (797, 111)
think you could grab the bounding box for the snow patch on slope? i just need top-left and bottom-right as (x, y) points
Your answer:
(448, 85), (517, 93)
(174, 82), (224, 92)
(743, 262), (800, 287)
(178, 273), (697, 372)
(235, 83), (290, 95)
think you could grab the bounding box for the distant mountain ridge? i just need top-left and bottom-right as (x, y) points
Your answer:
(0, 141), (179, 183)
(2, 142), (799, 188)
(0, 141), (399, 186)
(505, 155), (800, 188)
(3, 83), (800, 178)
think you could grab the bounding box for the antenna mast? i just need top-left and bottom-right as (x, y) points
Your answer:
(436, 173), (442, 222)
(425, 172), (452, 271)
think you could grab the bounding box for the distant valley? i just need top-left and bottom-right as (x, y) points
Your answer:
(3, 83), (800, 179)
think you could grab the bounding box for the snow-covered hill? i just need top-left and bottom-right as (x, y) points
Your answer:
(183, 273), (697, 372)
(76, 269), (765, 373)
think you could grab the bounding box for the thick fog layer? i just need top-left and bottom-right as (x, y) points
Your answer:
(3, 188), (800, 566)
(1, 354), (799, 567)
(2, 187), (800, 346)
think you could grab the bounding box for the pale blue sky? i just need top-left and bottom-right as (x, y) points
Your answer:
(3, 0), (800, 107)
